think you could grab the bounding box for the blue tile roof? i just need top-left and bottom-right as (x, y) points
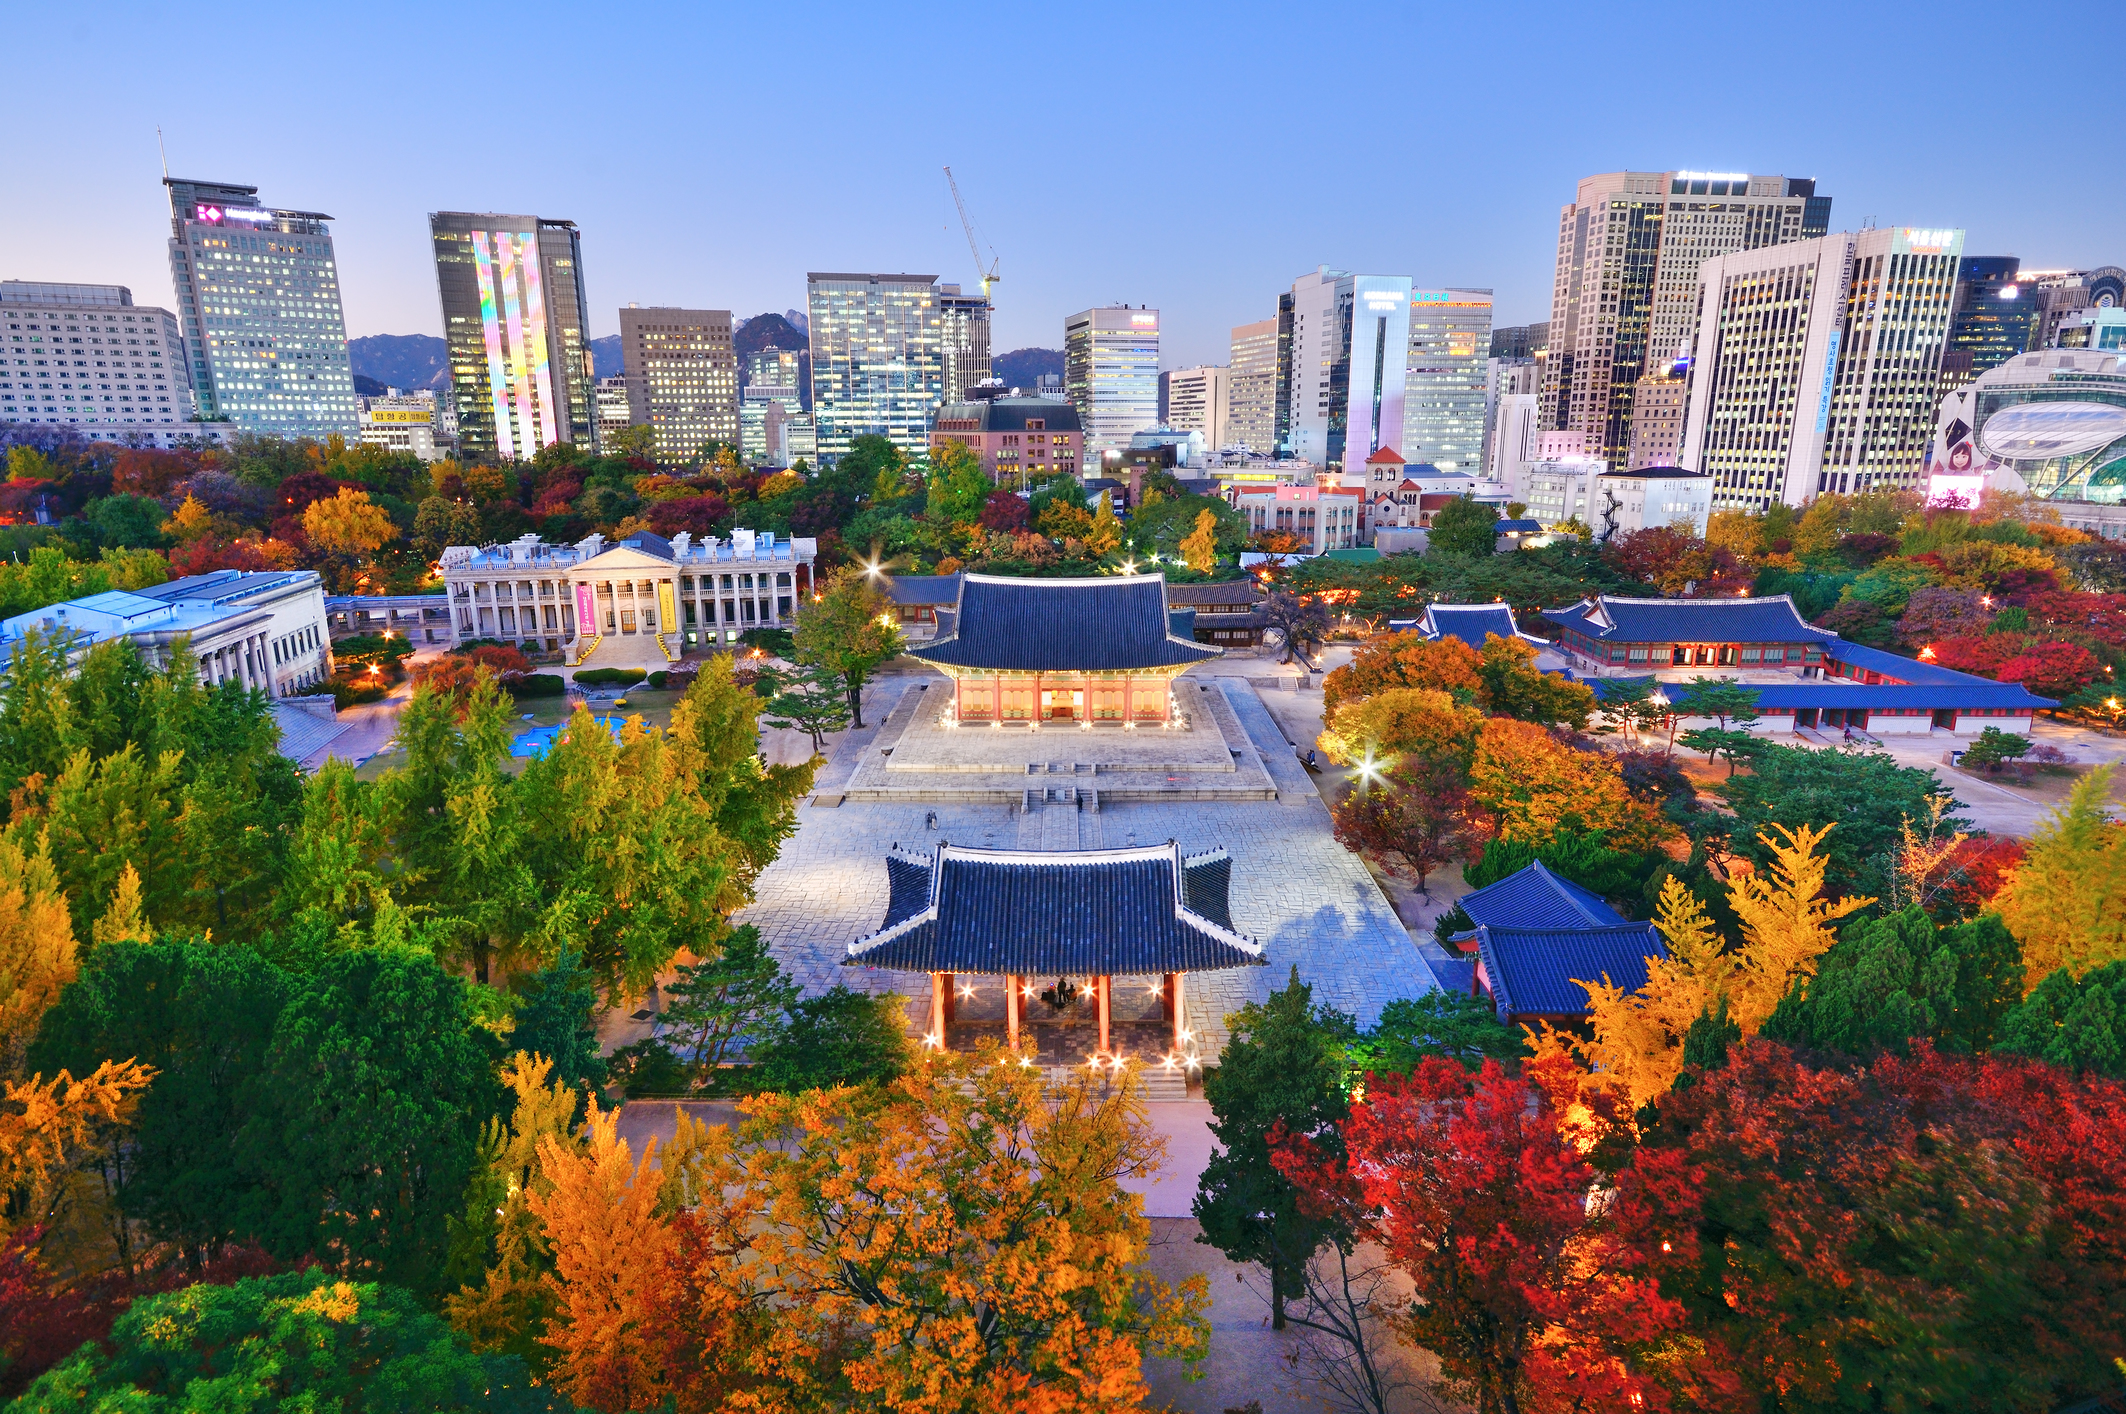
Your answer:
(884, 574), (961, 607)
(1422, 603), (1523, 651)
(1459, 861), (1627, 931)
(1495, 519), (1545, 533)
(1584, 671), (2053, 711)
(909, 574), (1221, 672)
(847, 842), (1264, 976)
(1819, 641), (1975, 685)
(1476, 922), (1667, 1019)
(1547, 595), (1836, 644)
(1422, 954), (1478, 994)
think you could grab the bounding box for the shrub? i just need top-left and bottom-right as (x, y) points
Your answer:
(572, 666), (647, 687)
(509, 673), (565, 699)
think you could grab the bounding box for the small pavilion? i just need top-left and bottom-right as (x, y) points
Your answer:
(844, 840), (1264, 1062)
(910, 573), (1220, 726)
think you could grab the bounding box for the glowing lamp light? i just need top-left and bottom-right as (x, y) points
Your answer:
(1919, 645), (1938, 661)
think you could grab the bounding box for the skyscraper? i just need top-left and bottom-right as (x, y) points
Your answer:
(430, 213), (596, 462)
(1404, 288), (1493, 473)
(1064, 306), (1160, 456)
(1284, 268), (1410, 481)
(806, 273), (942, 459)
(1226, 318), (1279, 454)
(938, 284), (993, 401)
(0, 281), (193, 434)
(164, 177), (357, 436)
(1939, 257), (2038, 396)
(1682, 227), (1963, 508)
(618, 306), (737, 460)
(1164, 366), (1228, 449)
(1543, 171), (1830, 466)
(742, 345), (808, 467)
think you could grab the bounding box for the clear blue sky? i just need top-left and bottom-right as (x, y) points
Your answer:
(5, 0), (2120, 369)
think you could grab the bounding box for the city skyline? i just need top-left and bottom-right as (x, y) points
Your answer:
(4, 0), (2117, 373)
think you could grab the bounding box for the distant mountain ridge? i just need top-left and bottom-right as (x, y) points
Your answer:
(993, 347), (1063, 390)
(348, 334), (448, 392)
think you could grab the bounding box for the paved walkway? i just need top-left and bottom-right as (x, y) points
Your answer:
(735, 676), (1431, 1057)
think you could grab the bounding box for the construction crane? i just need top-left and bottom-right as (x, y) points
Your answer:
(943, 166), (1000, 297)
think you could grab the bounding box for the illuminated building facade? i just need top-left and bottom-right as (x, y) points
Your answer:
(938, 284), (992, 401)
(1226, 317), (1279, 454)
(1543, 170), (1830, 466)
(1285, 268), (1411, 477)
(164, 178), (357, 435)
(618, 306), (737, 460)
(1065, 305), (1160, 456)
(430, 212), (596, 463)
(806, 273), (943, 460)
(0, 281), (192, 432)
(1940, 256), (2037, 395)
(1164, 366), (1228, 449)
(1404, 287), (1493, 473)
(1683, 227), (1962, 508)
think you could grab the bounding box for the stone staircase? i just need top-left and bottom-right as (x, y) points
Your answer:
(1042, 1058), (1193, 1100)
(653, 632), (678, 663)
(569, 633), (602, 667)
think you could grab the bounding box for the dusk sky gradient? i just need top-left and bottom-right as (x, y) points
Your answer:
(6, 0), (2122, 369)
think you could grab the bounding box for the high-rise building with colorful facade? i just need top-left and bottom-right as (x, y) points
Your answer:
(1064, 305), (1160, 456)
(1682, 227), (1963, 509)
(618, 305), (737, 460)
(1404, 288), (1493, 473)
(430, 212), (596, 463)
(1226, 317), (1280, 454)
(1284, 268), (1410, 483)
(1543, 170), (1830, 467)
(164, 177), (357, 436)
(806, 273), (942, 459)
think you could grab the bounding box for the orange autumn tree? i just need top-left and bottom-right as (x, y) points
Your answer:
(1322, 632), (1482, 714)
(741, 1051), (1211, 1411)
(1316, 687), (1483, 770)
(1536, 823), (1870, 1109)
(1467, 717), (1668, 850)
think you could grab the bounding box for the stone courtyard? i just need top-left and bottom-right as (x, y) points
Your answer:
(735, 673), (1431, 1060)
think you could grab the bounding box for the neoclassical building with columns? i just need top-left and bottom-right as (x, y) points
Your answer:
(438, 529), (817, 670)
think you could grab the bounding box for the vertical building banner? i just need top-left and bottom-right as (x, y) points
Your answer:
(656, 581), (677, 634)
(574, 584), (598, 637)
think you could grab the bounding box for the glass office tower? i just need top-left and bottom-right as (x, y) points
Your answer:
(164, 177), (358, 435)
(430, 213), (596, 462)
(805, 273), (942, 459)
(1404, 288), (1494, 473)
(1064, 305), (1161, 456)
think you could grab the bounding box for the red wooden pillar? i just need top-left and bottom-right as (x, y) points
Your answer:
(929, 973), (947, 1048)
(1096, 975), (1111, 1056)
(1169, 972), (1185, 1055)
(942, 973), (956, 1028)
(1006, 974), (1021, 1050)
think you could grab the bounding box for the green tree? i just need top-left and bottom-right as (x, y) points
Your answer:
(748, 984), (912, 1092)
(1674, 673), (1766, 777)
(924, 439), (993, 526)
(1347, 991), (1526, 1074)
(509, 946), (609, 1103)
(239, 948), (504, 1294)
(1762, 906), (2024, 1057)
(792, 565), (903, 729)
(28, 939), (290, 1268)
(761, 660), (852, 751)
(85, 493), (169, 548)
(1717, 743), (1969, 902)
(1960, 726), (2033, 771)
(1426, 495), (1499, 557)
(1195, 966), (1356, 1330)
(1997, 960), (2126, 1077)
(1474, 633), (1596, 728)
(661, 924), (799, 1079)
(12, 1270), (562, 1412)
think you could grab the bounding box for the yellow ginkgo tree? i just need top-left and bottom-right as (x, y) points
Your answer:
(1534, 822), (1869, 1110)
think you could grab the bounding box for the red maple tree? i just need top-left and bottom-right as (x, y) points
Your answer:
(1275, 1055), (1724, 1414)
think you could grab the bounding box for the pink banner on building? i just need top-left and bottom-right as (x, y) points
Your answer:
(574, 584), (597, 637)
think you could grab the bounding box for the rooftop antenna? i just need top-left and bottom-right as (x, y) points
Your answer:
(156, 126), (168, 180)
